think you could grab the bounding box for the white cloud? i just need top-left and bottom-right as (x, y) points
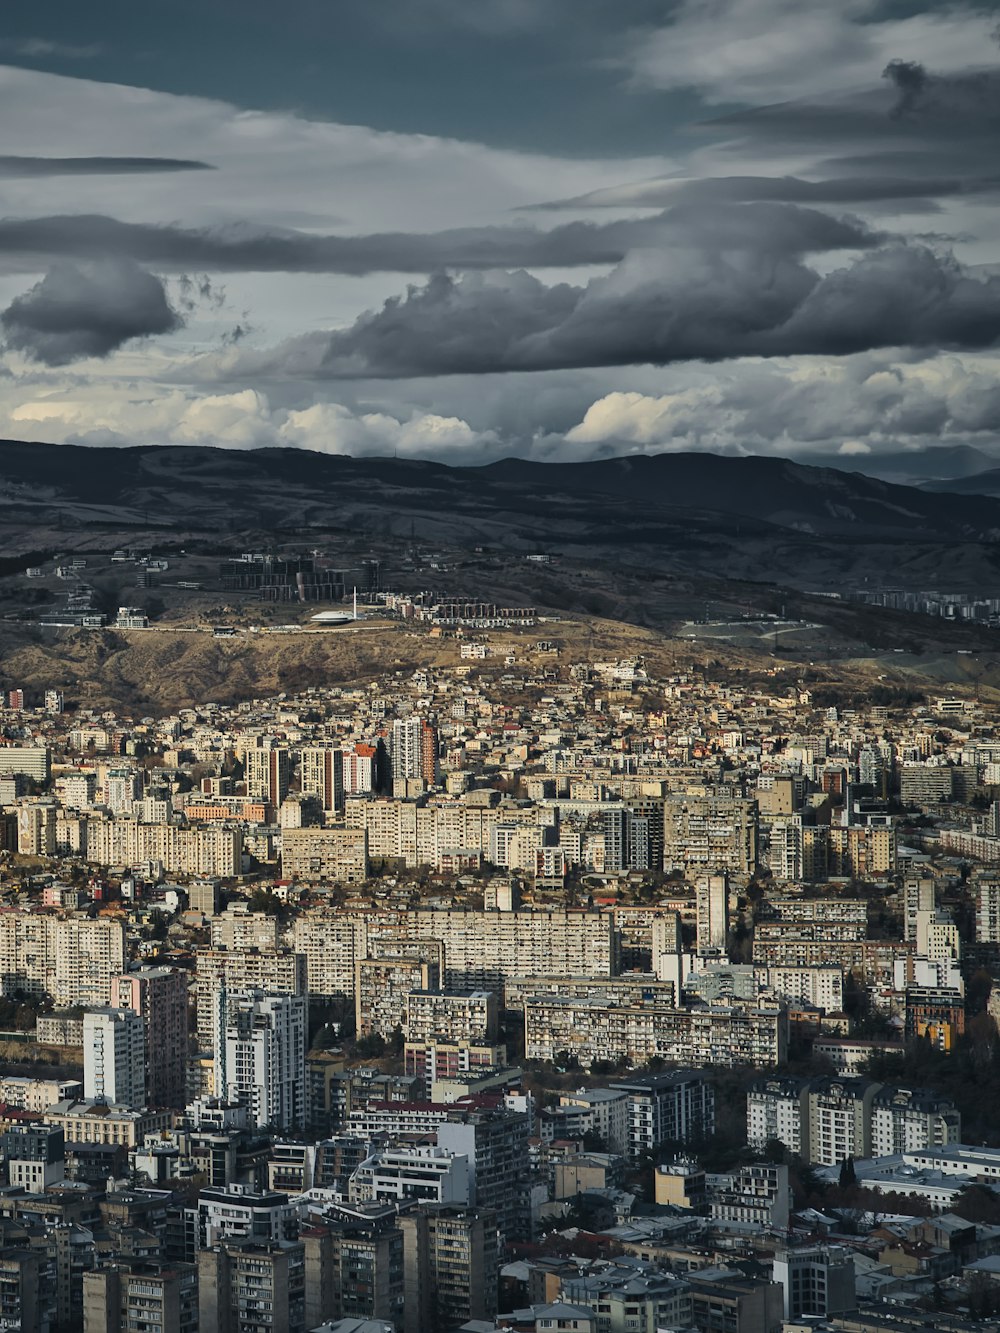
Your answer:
(565, 353), (1000, 456)
(1, 380), (501, 459)
(625, 0), (999, 105)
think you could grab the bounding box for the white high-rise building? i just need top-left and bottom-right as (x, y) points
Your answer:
(904, 878), (936, 943)
(243, 744), (290, 807)
(104, 768), (142, 814)
(299, 746), (344, 813)
(391, 717), (437, 792)
(215, 992), (307, 1131)
(975, 879), (1000, 944)
(83, 1007), (147, 1108)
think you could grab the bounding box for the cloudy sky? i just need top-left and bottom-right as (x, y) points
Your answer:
(4, 0), (1000, 466)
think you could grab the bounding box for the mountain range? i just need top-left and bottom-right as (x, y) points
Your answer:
(2, 440), (1000, 594)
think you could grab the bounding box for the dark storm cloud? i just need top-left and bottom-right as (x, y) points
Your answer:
(285, 238), (1000, 379)
(1, 259), (182, 365)
(0, 202), (880, 275)
(883, 59), (930, 118)
(0, 156), (213, 176)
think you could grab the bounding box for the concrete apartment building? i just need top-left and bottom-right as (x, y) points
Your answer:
(0, 914), (126, 1008)
(83, 1260), (198, 1333)
(112, 966), (189, 1108)
(404, 989), (499, 1044)
(83, 1008), (146, 1108)
(292, 908), (617, 1000)
(85, 817), (242, 877)
(281, 827), (368, 882)
(663, 793), (758, 875)
(194, 948), (308, 1054)
(302, 1209), (404, 1329)
(524, 997), (787, 1071)
(399, 1204), (498, 1333)
(299, 745), (345, 813)
(199, 1238), (305, 1333)
(354, 957), (441, 1037)
(243, 744), (291, 807)
(772, 1245), (856, 1321)
(747, 1076), (960, 1165)
(695, 873), (729, 952)
(214, 992), (307, 1131)
(608, 1071), (716, 1156)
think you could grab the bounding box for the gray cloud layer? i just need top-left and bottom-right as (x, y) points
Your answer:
(0, 156), (213, 176)
(1, 260), (181, 365)
(539, 171), (1000, 212)
(0, 203), (879, 275)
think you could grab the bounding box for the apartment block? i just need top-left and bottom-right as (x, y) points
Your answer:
(198, 1239), (305, 1333)
(194, 948), (308, 1054)
(748, 1076), (960, 1166)
(85, 817), (242, 876)
(870, 1085), (961, 1156)
(747, 1076), (812, 1156)
(243, 745), (291, 807)
(214, 992), (307, 1131)
(83, 1008), (146, 1108)
(292, 908), (617, 1000)
(354, 957), (441, 1037)
(757, 965), (845, 1012)
(112, 966), (189, 1108)
(664, 793), (758, 874)
(302, 1209), (404, 1329)
(607, 1071), (716, 1156)
(281, 827), (368, 882)
(404, 989), (498, 1044)
(0, 914), (126, 1008)
(399, 1204), (498, 1333)
(45, 1099), (172, 1149)
(524, 997), (787, 1070)
(83, 1260), (198, 1333)
(299, 746), (345, 813)
(403, 1040), (507, 1084)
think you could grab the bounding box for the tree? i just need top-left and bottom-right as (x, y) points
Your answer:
(838, 1155), (857, 1189)
(144, 909), (169, 941)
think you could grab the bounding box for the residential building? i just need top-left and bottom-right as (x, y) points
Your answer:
(199, 1238), (305, 1333)
(772, 1246), (856, 1320)
(391, 717), (438, 792)
(112, 966), (189, 1107)
(663, 793), (758, 875)
(281, 827), (368, 882)
(354, 957), (441, 1038)
(83, 1008), (146, 1108)
(215, 992), (307, 1131)
(244, 744), (291, 807)
(399, 1204), (498, 1333)
(608, 1071), (715, 1156)
(299, 746), (345, 813)
(194, 948), (308, 1054)
(695, 873), (729, 952)
(83, 1259), (198, 1333)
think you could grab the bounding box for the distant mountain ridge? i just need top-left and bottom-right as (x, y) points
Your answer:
(1, 439), (1000, 545)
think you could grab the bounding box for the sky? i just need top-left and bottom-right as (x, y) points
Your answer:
(3, 0), (1000, 466)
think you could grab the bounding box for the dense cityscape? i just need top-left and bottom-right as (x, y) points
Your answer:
(7, 0), (1000, 1329)
(0, 597), (998, 1332)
